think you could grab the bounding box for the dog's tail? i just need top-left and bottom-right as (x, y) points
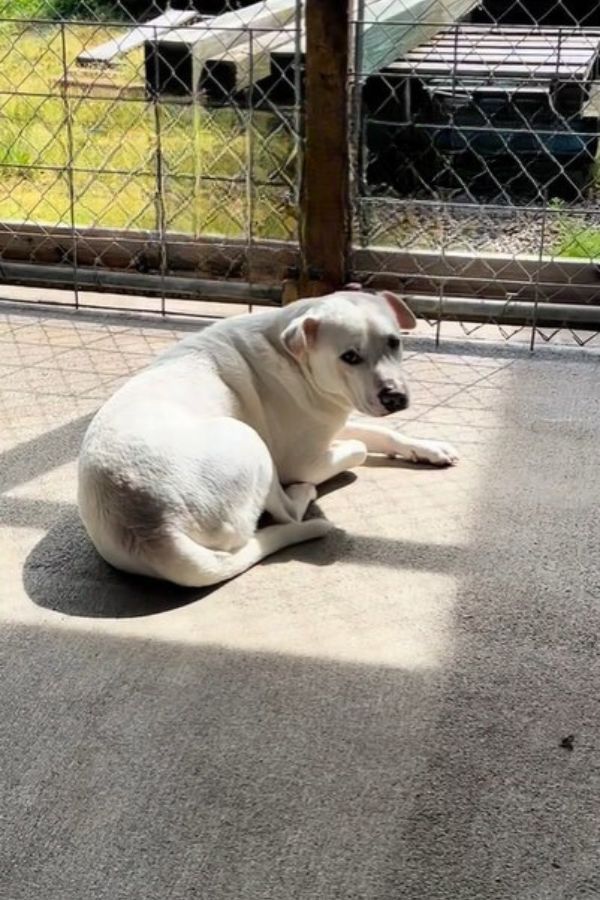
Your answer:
(147, 518), (333, 588)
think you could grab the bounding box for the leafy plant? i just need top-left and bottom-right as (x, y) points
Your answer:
(0, 129), (34, 177)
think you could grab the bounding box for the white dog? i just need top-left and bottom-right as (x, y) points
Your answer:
(78, 290), (457, 587)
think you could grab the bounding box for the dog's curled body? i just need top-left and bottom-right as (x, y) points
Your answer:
(79, 292), (457, 587)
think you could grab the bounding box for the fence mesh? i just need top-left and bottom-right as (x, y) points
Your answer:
(0, 1), (599, 346)
(0, 1), (302, 314)
(352, 0), (600, 348)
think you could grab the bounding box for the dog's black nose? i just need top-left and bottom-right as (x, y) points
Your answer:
(378, 387), (409, 412)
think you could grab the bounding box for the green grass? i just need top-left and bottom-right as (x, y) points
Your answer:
(554, 225), (600, 260)
(547, 198), (600, 260)
(0, 0), (124, 21)
(0, 24), (297, 239)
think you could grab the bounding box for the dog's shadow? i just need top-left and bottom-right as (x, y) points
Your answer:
(23, 474), (356, 620)
(24, 511), (212, 619)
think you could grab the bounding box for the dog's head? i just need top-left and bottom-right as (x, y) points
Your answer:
(281, 290), (416, 417)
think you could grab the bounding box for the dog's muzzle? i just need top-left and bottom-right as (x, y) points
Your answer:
(378, 386), (409, 413)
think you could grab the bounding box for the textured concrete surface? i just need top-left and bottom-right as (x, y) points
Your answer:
(1, 304), (600, 899)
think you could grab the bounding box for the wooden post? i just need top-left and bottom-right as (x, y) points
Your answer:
(297, 0), (351, 299)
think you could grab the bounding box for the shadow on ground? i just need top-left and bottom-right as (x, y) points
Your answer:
(22, 472), (358, 619)
(24, 504), (459, 620)
(2, 618), (599, 900)
(23, 510), (205, 618)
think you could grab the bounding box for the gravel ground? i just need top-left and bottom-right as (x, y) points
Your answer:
(362, 199), (600, 258)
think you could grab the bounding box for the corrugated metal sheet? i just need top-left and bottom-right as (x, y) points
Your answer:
(388, 24), (600, 81)
(76, 8), (201, 67)
(165, 0), (298, 52)
(360, 0), (478, 76)
(144, 0), (478, 97)
(204, 28), (301, 94)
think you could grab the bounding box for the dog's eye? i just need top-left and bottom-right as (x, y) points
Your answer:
(340, 349), (363, 366)
(387, 336), (400, 351)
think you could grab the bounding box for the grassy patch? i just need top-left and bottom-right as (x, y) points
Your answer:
(0, 23), (297, 239)
(0, 129), (35, 174)
(550, 200), (600, 259)
(0, 1), (123, 21)
(554, 225), (600, 260)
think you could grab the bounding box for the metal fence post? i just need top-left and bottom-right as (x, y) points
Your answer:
(151, 24), (168, 316)
(298, 0), (351, 298)
(60, 23), (79, 309)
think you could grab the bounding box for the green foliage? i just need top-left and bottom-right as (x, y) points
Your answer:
(0, 0), (125, 21)
(0, 132), (34, 176)
(555, 226), (600, 260)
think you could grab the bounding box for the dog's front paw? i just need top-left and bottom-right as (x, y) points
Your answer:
(407, 439), (459, 467)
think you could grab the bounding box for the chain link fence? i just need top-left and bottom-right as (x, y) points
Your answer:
(0, 1), (599, 346)
(352, 0), (600, 348)
(0, 0), (302, 315)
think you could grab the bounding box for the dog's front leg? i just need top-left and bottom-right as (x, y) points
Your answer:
(295, 440), (368, 485)
(338, 422), (458, 467)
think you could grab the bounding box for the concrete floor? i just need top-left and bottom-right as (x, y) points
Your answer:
(1, 304), (600, 899)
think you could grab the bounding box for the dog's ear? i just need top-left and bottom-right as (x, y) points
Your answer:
(281, 314), (320, 360)
(381, 291), (417, 332)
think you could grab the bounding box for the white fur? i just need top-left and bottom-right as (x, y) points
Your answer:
(78, 291), (458, 587)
